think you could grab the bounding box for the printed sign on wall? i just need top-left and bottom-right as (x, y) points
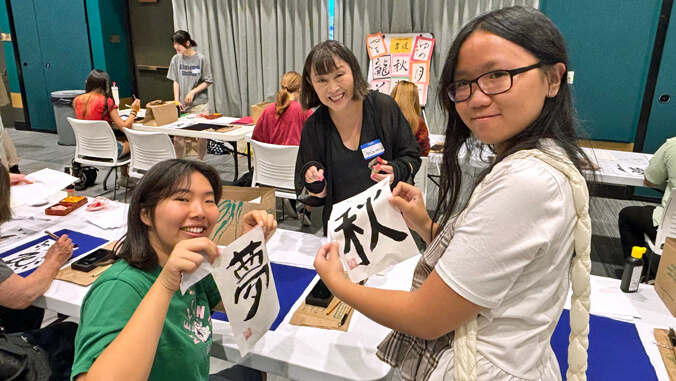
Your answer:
(367, 33), (435, 106)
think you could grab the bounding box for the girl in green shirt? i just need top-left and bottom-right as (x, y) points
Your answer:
(72, 159), (275, 381)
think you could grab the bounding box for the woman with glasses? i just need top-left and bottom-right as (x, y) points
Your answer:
(313, 6), (592, 380)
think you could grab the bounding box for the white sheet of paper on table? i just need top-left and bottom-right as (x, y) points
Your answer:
(564, 276), (640, 321)
(10, 168), (78, 208)
(591, 150), (617, 161)
(87, 204), (129, 229)
(327, 179), (420, 283)
(211, 226), (279, 356)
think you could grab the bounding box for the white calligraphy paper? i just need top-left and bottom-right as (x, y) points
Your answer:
(412, 36), (435, 62)
(390, 54), (411, 77)
(10, 168), (78, 208)
(211, 226), (279, 356)
(372, 55), (392, 80)
(2, 239), (57, 274)
(328, 179), (419, 282)
(367, 32), (388, 59)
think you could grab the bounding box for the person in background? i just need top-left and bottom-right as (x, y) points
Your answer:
(314, 6), (593, 380)
(72, 159), (274, 381)
(295, 40), (421, 231)
(390, 81), (430, 157)
(168, 30), (213, 161)
(0, 164), (73, 333)
(73, 69), (141, 163)
(618, 137), (676, 277)
(252, 71), (313, 224)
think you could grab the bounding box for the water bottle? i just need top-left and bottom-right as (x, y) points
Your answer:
(620, 246), (646, 293)
(111, 82), (120, 106)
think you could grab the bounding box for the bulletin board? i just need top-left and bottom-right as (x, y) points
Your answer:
(366, 32), (435, 106)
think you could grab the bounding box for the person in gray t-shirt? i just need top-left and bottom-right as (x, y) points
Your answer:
(167, 30), (213, 160)
(0, 164), (74, 332)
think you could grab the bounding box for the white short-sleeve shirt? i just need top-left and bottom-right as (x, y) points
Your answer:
(433, 155), (576, 380)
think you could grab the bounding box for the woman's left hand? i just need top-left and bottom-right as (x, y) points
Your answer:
(184, 91), (195, 106)
(242, 210), (277, 242)
(313, 242), (346, 290)
(370, 159), (394, 184)
(9, 173), (32, 186)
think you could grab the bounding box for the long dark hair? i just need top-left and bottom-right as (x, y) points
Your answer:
(171, 30), (197, 49)
(116, 159), (222, 270)
(301, 40), (370, 109)
(434, 6), (592, 236)
(76, 69), (113, 119)
(0, 165), (10, 224)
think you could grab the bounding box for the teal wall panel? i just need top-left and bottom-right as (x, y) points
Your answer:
(540, 0), (662, 143)
(86, 0), (107, 70)
(98, 0), (133, 97)
(0, 1), (19, 93)
(643, 4), (676, 154)
(9, 0), (53, 131)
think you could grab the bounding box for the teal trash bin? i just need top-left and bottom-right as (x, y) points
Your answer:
(51, 90), (85, 146)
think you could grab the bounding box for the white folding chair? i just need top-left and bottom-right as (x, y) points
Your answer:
(644, 191), (676, 280)
(123, 129), (176, 201)
(68, 117), (130, 199)
(250, 140), (299, 218)
(414, 156), (429, 206)
(645, 192), (676, 256)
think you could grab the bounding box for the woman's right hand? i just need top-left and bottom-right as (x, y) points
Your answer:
(304, 166), (325, 183)
(156, 237), (219, 294)
(389, 182), (433, 238)
(131, 99), (141, 112)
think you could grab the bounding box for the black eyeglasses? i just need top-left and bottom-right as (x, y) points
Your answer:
(447, 62), (543, 103)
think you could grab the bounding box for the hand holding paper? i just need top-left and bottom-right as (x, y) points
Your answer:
(389, 181), (434, 241)
(9, 173), (32, 186)
(313, 242), (348, 291)
(157, 237), (219, 294)
(241, 209), (277, 242)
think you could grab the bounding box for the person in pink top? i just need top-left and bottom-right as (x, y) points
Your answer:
(252, 71), (313, 223)
(251, 71), (312, 145)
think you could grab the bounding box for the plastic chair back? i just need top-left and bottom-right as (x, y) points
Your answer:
(68, 117), (123, 166)
(124, 129), (176, 179)
(250, 140), (298, 199)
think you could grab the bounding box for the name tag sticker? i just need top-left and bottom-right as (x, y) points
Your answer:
(361, 139), (385, 160)
(192, 68), (201, 74)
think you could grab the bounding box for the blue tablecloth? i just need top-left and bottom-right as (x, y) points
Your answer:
(552, 309), (657, 380)
(212, 263), (317, 331)
(0, 229), (108, 277)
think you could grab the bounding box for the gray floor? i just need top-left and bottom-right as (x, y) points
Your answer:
(7, 126), (658, 280)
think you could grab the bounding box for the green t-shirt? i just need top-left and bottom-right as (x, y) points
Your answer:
(71, 260), (222, 381)
(644, 137), (676, 226)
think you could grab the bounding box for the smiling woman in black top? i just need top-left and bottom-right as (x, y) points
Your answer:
(295, 40), (421, 230)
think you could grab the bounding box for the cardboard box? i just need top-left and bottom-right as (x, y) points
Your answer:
(251, 102), (272, 125)
(143, 100), (178, 126)
(209, 186), (276, 246)
(655, 237), (676, 317)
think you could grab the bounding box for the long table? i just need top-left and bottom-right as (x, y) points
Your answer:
(428, 134), (654, 188)
(7, 198), (674, 380)
(132, 116), (255, 182)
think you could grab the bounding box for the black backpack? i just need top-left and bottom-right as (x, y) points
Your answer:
(0, 333), (51, 381)
(70, 162), (99, 191)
